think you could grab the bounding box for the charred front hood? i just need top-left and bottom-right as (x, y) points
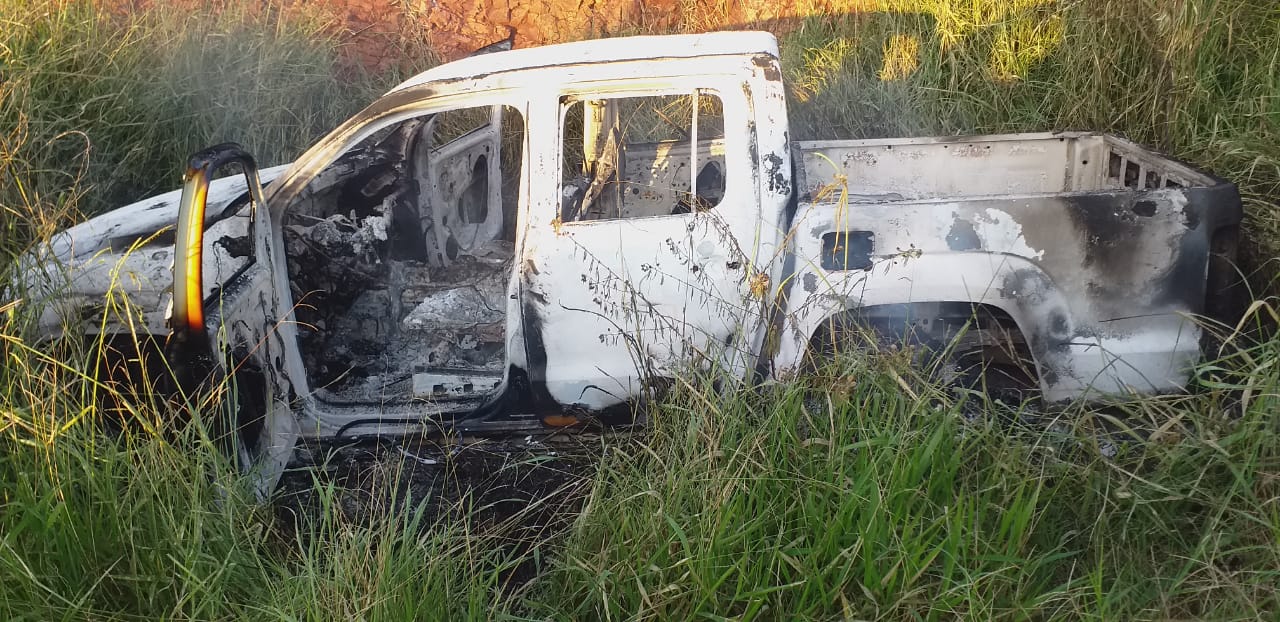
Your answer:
(46, 164), (291, 263)
(21, 165), (291, 337)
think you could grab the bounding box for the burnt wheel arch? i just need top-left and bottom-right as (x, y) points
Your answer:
(806, 302), (1041, 401)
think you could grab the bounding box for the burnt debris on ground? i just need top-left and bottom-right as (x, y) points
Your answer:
(273, 432), (609, 587)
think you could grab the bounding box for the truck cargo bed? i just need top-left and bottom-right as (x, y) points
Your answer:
(780, 131), (1242, 402)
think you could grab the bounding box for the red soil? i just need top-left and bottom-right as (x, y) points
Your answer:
(96, 0), (880, 72)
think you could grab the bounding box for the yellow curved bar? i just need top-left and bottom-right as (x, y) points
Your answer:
(173, 168), (209, 332)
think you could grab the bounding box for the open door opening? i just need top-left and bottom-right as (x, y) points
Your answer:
(283, 105), (525, 405)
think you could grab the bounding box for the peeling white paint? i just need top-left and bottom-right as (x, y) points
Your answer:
(974, 208), (1043, 260)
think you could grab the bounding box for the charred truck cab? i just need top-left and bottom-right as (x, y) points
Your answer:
(26, 32), (1243, 488)
(250, 32), (794, 448)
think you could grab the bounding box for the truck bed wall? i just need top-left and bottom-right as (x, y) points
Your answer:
(794, 132), (1217, 202)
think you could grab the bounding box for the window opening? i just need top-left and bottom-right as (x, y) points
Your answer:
(560, 91), (726, 222)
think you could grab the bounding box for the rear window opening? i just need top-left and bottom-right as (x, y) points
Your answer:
(559, 91), (727, 222)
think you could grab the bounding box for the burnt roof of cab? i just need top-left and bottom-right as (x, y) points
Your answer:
(388, 31), (781, 94)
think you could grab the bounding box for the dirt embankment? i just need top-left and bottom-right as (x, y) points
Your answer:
(98, 0), (885, 72)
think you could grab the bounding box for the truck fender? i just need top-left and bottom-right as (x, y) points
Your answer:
(774, 252), (1077, 395)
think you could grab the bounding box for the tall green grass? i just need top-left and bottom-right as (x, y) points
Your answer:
(524, 324), (1280, 618)
(772, 0), (1279, 277)
(0, 310), (523, 619)
(0, 0), (383, 223)
(2, 0), (1278, 619)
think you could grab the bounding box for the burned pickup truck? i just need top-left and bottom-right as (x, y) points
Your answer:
(23, 32), (1242, 482)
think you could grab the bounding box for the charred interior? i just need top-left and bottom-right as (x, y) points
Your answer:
(284, 105), (525, 404)
(283, 93), (733, 408)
